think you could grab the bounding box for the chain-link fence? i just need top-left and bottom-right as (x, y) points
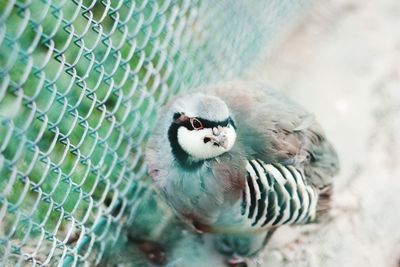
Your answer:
(0, 0), (309, 265)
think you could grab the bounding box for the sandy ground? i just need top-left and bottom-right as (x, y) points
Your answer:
(247, 0), (400, 266)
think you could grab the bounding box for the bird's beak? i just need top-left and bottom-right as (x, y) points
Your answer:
(209, 126), (229, 149)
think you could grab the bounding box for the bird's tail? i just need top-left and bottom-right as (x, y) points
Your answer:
(306, 139), (339, 222)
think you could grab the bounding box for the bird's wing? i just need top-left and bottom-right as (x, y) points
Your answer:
(202, 81), (339, 189)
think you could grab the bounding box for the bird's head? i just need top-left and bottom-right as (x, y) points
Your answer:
(166, 93), (237, 168)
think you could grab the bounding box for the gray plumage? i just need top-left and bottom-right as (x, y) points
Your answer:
(146, 81), (339, 259)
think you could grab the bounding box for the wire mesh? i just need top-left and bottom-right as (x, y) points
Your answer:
(0, 0), (309, 265)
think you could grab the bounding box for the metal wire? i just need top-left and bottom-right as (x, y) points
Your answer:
(0, 0), (309, 265)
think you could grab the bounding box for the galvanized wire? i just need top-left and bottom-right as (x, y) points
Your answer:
(0, 0), (309, 265)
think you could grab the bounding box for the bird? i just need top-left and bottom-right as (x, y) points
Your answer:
(145, 80), (339, 265)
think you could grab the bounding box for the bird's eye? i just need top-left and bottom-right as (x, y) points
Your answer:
(190, 118), (203, 130)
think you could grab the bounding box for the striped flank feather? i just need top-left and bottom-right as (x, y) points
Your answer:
(241, 160), (318, 228)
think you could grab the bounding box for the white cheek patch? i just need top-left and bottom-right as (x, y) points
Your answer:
(177, 126), (236, 160)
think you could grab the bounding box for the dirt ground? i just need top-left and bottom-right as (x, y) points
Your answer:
(248, 0), (400, 266)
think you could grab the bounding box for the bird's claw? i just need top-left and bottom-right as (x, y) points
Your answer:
(226, 256), (247, 267)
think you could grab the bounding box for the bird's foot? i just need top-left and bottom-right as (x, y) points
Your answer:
(226, 255), (247, 267)
(135, 240), (167, 265)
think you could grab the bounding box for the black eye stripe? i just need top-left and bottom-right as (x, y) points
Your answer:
(197, 117), (235, 128)
(173, 112), (182, 120)
(172, 113), (235, 130)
